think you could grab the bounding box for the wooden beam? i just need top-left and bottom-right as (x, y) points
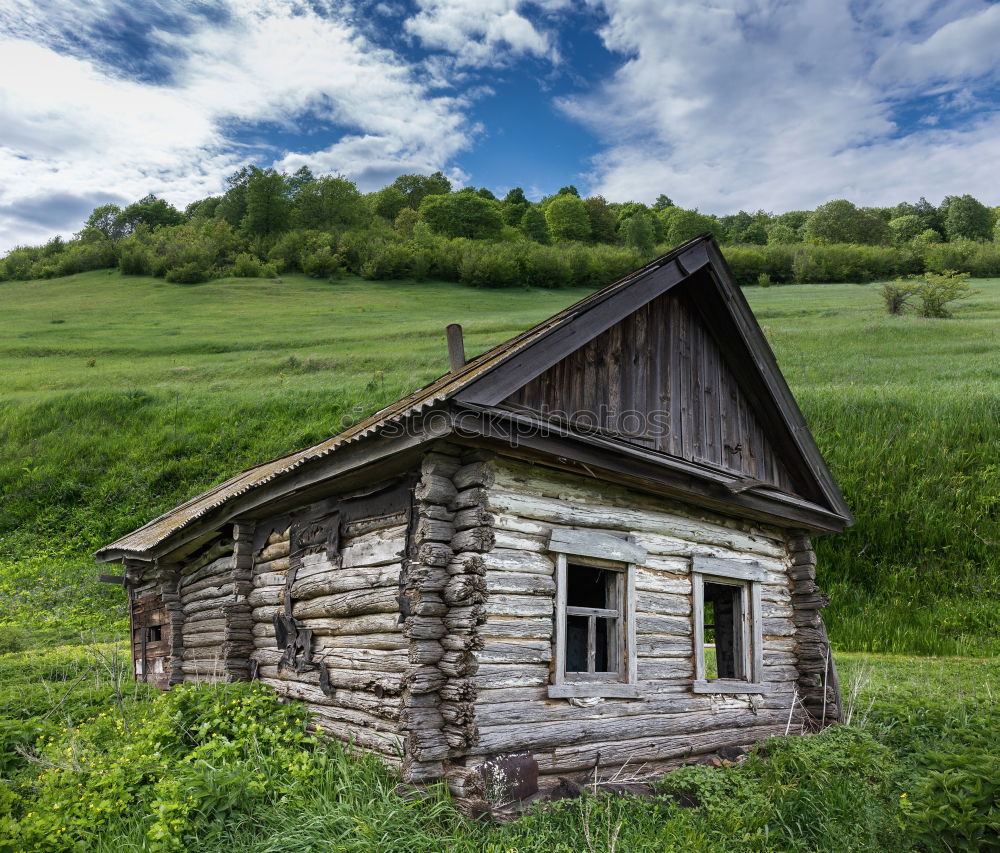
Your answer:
(446, 324), (466, 372)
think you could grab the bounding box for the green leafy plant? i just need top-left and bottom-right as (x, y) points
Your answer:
(915, 270), (975, 318)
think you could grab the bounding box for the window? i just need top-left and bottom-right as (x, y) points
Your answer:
(146, 625), (162, 642)
(565, 563), (623, 676)
(548, 529), (645, 699)
(691, 556), (766, 693)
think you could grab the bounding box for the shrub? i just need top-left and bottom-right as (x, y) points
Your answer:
(757, 272), (772, 288)
(459, 242), (522, 288)
(880, 280), (919, 315)
(915, 270), (975, 318)
(231, 252), (264, 277)
(164, 262), (210, 283)
(8, 682), (326, 853)
(118, 245), (152, 275)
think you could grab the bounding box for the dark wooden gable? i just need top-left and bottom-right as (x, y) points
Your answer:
(501, 279), (801, 495)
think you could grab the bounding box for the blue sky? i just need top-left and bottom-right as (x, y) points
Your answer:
(1, 0), (998, 251)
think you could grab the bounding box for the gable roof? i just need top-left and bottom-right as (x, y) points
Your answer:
(96, 235), (851, 562)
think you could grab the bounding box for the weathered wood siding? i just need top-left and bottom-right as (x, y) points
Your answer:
(504, 287), (798, 492)
(177, 538), (247, 683)
(460, 457), (818, 791)
(250, 512), (408, 763)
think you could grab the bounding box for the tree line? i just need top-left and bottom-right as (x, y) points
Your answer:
(2, 164), (998, 287)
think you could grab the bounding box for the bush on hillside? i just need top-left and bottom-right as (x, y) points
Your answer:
(4, 682), (326, 853)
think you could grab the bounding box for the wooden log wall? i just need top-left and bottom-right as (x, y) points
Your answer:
(249, 511), (408, 764)
(788, 534), (842, 724)
(398, 446), (492, 784)
(178, 537), (240, 682)
(451, 457), (828, 795)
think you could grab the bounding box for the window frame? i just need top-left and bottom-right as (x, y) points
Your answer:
(548, 530), (644, 700)
(691, 556), (767, 694)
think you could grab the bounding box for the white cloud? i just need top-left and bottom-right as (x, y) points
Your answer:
(0, 0), (474, 251)
(874, 2), (1000, 88)
(404, 0), (565, 66)
(561, 0), (1000, 213)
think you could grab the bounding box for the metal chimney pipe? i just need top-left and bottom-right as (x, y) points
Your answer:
(446, 323), (466, 372)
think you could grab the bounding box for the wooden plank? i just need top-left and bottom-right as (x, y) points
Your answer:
(458, 255), (689, 407)
(548, 529), (647, 564)
(692, 555), (765, 583)
(553, 554), (567, 687)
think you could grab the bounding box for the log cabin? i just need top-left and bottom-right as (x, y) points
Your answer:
(96, 234), (852, 806)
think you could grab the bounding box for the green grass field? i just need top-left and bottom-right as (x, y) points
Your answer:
(1, 270), (998, 851)
(1, 270), (997, 654)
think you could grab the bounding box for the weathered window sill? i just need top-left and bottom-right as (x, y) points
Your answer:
(549, 683), (641, 699)
(691, 680), (769, 694)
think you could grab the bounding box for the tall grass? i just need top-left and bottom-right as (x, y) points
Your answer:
(0, 271), (997, 655)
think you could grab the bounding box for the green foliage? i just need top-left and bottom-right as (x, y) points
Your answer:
(231, 253), (278, 278)
(653, 193), (674, 210)
(83, 204), (127, 244)
(767, 223), (800, 244)
(6, 682), (326, 852)
(291, 175), (364, 231)
(241, 168), (291, 237)
(391, 171), (451, 210)
(804, 200), (890, 245)
(879, 280), (919, 314)
(888, 214), (925, 244)
(519, 206), (550, 244)
(923, 240), (1000, 277)
(121, 195), (184, 233)
(720, 210), (770, 245)
(914, 270), (974, 318)
(544, 194), (591, 242)
(163, 261), (209, 284)
(621, 211), (656, 252)
(941, 194), (994, 242)
(393, 207), (420, 238)
(660, 207), (723, 246)
(790, 243), (921, 283)
(582, 196), (618, 243)
(419, 192), (504, 240)
(369, 185), (407, 221)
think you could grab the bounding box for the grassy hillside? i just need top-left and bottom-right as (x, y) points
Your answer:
(0, 270), (998, 656)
